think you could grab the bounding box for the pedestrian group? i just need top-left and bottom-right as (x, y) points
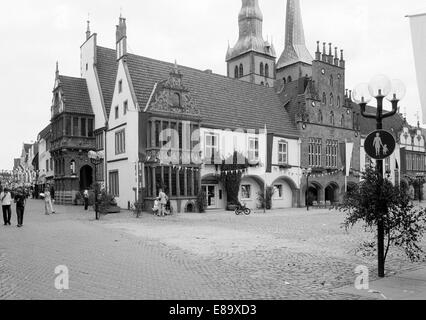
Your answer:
(1, 187), (27, 228)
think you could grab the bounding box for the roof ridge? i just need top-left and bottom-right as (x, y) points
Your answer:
(58, 74), (86, 81)
(126, 51), (276, 91)
(97, 45), (277, 92)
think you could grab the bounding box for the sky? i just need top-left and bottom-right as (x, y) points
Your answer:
(0, 0), (425, 170)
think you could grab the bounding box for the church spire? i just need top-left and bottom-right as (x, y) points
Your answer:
(226, 0), (276, 61)
(276, 0), (313, 70)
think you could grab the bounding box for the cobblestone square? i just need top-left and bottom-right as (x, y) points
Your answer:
(1, 200), (424, 300)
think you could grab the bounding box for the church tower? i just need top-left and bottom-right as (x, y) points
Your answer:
(276, 0), (313, 84)
(226, 0), (276, 87)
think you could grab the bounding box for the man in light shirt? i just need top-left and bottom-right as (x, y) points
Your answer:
(1, 187), (13, 226)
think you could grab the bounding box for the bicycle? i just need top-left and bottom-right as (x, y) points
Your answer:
(235, 203), (251, 216)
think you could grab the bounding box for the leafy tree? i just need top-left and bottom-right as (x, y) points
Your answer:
(257, 186), (274, 210)
(196, 190), (207, 213)
(219, 151), (252, 207)
(338, 168), (426, 265)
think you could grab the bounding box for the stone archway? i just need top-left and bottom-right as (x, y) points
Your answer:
(271, 176), (299, 208)
(325, 182), (340, 204)
(239, 175), (265, 210)
(80, 165), (93, 191)
(305, 182), (323, 206)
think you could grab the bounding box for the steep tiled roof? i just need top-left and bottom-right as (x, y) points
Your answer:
(276, 79), (306, 123)
(58, 76), (93, 115)
(358, 104), (406, 138)
(126, 54), (299, 137)
(96, 46), (118, 118)
(38, 124), (51, 140)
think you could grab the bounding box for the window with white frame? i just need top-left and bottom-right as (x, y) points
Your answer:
(115, 129), (126, 155)
(278, 141), (288, 165)
(248, 137), (259, 162)
(205, 133), (219, 160)
(241, 185), (251, 200)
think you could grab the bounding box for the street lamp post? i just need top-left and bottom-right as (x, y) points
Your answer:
(303, 168), (312, 211)
(416, 173), (424, 205)
(353, 75), (406, 278)
(88, 151), (105, 221)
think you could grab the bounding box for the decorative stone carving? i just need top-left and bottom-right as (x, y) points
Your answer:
(148, 67), (201, 117)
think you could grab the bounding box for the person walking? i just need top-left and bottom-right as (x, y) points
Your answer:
(83, 190), (89, 211)
(14, 188), (26, 228)
(1, 188), (12, 226)
(158, 188), (168, 217)
(43, 187), (53, 215)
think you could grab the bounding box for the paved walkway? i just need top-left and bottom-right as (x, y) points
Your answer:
(0, 200), (424, 300)
(336, 267), (426, 300)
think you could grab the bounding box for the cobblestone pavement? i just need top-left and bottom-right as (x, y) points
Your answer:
(1, 200), (425, 300)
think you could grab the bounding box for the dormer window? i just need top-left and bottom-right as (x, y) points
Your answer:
(265, 64), (269, 78)
(260, 63), (264, 76)
(234, 66), (239, 79)
(239, 64), (244, 78)
(118, 80), (123, 93)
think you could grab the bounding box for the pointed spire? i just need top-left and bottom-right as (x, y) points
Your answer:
(227, 0), (275, 61)
(55, 61), (59, 78)
(86, 18), (91, 40)
(116, 15), (127, 60)
(277, 0), (313, 70)
(173, 59), (180, 74)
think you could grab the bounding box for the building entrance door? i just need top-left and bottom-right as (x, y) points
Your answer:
(202, 185), (217, 209)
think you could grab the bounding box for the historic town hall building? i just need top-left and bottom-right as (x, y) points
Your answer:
(38, 0), (410, 210)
